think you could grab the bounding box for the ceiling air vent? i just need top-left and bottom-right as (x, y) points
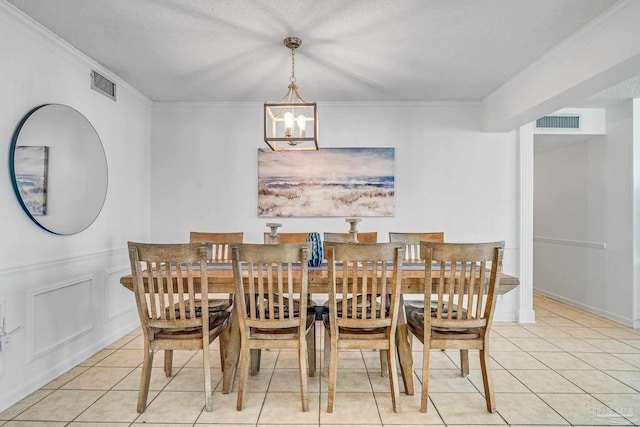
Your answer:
(536, 115), (580, 129)
(90, 70), (116, 101)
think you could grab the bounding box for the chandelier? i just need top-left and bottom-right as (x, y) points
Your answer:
(264, 37), (318, 151)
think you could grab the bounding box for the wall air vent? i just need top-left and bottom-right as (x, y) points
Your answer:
(90, 70), (116, 101)
(536, 115), (580, 129)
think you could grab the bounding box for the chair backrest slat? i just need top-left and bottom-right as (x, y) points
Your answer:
(263, 232), (310, 244)
(326, 242), (402, 328)
(232, 243), (311, 327)
(421, 241), (503, 329)
(128, 242), (209, 331)
(189, 232), (244, 262)
(389, 232), (444, 261)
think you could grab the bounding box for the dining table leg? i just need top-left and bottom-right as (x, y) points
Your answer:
(222, 306), (241, 393)
(396, 295), (414, 395)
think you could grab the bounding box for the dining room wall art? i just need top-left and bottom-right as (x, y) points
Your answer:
(258, 147), (394, 217)
(14, 145), (49, 215)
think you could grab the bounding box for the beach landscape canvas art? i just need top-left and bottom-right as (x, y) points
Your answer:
(15, 145), (49, 216)
(258, 147), (394, 217)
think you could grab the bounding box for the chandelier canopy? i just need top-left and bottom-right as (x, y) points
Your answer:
(264, 37), (318, 151)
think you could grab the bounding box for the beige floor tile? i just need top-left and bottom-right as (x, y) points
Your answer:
(78, 349), (116, 366)
(105, 333), (138, 349)
(14, 390), (104, 422)
(369, 369), (416, 394)
(592, 328), (640, 340)
(327, 350), (367, 370)
(411, 349), (459, 370)
(429, 392), (505, 424)
(448, 350), (503, 372)
(226, 366), (274, 393)
(544, 338), (602, 353)
(94, 349), (143, 368)
(490, 352), (548, 370)
(69, 423), (130, 427)
(509, 369), (582, 393)
(41, 367), (88, 389)
(489, 336), (521, 351)
(605, 370), (640, 390)
(163, 367), (224, 392)
(613, 353), (640, 368)
(538, 393), (630, 425)
(319, 392), (382, 424)
(0, 390), (54, 420)
(134, 424), (195, 427)
(196, 392), (265, 424)
(592, 393), (640, 424)
(269, 368), (320, 392)
(3, 422), (67, 426)
(558, 327), (609, 339)
(583, 339), (639, 353)
(244, 349), (279, 371)
(112, 367), (174, 391)
(60, 366), (133, 390)
(522, 325), (571, 338)
(467, 369), (529, 394)
(535, 317), (581, 327)
(75, 390), (147, 422)
(258, 392), (320, 423)
(556, 370), (637, 393)
(374, 391), (443, 425)
(528, 352), (594, 370)
(421, 369), (477, 393)
(573, 352), (638, 370)
(135, 391), (206, 424)
(491, 325), (537, 338)
(495, 393), (568, 425)
(507, 337), (561, 352)
(320, 369), (372, 392)
(620, 339), (640, 350)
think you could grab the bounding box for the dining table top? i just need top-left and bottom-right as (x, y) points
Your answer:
(119, 261), (519, 295)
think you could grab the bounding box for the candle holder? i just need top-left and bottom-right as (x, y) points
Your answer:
(345, 218), (361, 243)
(266, 223), (282, 244)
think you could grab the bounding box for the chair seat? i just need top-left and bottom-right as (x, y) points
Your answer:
(322, 297), (388, 334)
(251, 311), (316, 337)
(405, 300), (476, 337)
(156, 309), (231, 339)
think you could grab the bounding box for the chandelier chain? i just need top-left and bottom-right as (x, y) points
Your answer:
(290, 47), (296, 84)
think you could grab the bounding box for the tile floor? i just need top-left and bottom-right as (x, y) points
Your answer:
(2, 294), (640, 426)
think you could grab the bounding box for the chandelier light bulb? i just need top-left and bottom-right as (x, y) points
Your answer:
(297, 114), (306, 137)
(284, 112), (294, 137)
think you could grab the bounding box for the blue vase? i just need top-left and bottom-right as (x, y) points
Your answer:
(306, 232), (323, 267)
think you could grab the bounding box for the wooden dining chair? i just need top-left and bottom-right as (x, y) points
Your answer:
(323, 231), (378, 243)
(189, 231), (242, 368)
(127, 242), (231, 413)
(323, 242), (403, 413)
(388, 232), (444, 260)
(406, 241), (503, 413)
(232, 243), (316, 412)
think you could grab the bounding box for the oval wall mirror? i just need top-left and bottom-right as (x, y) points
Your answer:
(10, 104), (108, 235)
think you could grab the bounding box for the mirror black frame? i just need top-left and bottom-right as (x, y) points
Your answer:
(9, 104), (108, 235)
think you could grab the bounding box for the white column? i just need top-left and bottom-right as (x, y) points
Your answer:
(518, 122), (536, 323)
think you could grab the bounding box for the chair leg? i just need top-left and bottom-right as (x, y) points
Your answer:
(137, 347), (154, 413)
(479, 348), (496, 413)
(218, 327), (229, 372)
(250, 349), (261, 375)
(386, 343), (401, 413)
(306, 322), (316, 377)
(322, 328), (330, 377)
(327, 335), (338, 413)
(298, 337), (310, 412)
(379, 350), (388, 377)
(460, 349), (469, 377)
(236, 340), (250, 411)
(164, 349), (173, 377)
(203, 345), (213, 411)
(420, 345), (430, 413)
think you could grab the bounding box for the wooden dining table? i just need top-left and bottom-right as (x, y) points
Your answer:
(120, 262), (518, 396)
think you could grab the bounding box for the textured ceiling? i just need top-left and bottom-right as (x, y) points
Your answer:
(7, 0), (620, 103)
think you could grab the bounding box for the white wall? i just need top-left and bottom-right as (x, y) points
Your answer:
(0, 4), (152, 410)
(534, 100), (635, 325)
(151, 101), (521, 318)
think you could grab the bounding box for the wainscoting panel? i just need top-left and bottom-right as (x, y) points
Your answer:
(105, 266), (135, 322)
(30, 276), (93, 360)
